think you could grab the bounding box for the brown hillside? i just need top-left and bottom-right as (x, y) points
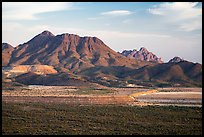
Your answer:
(2, 43), (14, 66)
(6, 31), (152, 72)
(2, 65), (58, 80)
(119, 61), (202, 86)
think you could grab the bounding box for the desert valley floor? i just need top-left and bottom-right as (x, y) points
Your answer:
(2, 86), (202, 107)
(2, 86), (202, 135)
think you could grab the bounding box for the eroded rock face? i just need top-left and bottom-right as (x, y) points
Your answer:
(2, 65), (58, 78)
(169, 56), (185, 63)
(120, 47), (163, 63)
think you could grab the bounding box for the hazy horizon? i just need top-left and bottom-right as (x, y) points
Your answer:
(2, 2), (202, 64)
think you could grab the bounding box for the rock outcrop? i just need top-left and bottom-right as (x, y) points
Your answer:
(169, 56), (185, 63)
(120, 47), (163, 63)
(2, 43), (14, 66)
(2, 65), (58, 78)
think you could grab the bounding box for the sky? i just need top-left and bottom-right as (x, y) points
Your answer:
(2, 2), (202, 64)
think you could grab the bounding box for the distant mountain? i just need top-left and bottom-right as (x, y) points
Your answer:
(119, 61), (202, 87)
(119, 47), (163, 63)
(169, 56), (185, 63)
(3, 31), (152, 72)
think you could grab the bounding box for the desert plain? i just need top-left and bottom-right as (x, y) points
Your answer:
(2, 85), (202, 107)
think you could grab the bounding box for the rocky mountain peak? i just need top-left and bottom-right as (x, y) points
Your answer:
(2, 43), (13, 50)
(169, 56), (185, 63)
(24, 30), (55, 46)
(120, 47), (163, 63)
(139, 47), (148, 53)
(56, 33), (80, 42)
(40, 30), (54, 36)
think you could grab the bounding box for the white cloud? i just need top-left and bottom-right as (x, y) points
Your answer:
(148, 2), (201, 20)
(148, 2), (202, 32)
(2, 23), (170, 46)
(101, 10), (133, 16)
(92, 30), (170, 39)
(2, 2), (73, 20)
(179, 20), (202, 32)
(27, 25), (171, 39)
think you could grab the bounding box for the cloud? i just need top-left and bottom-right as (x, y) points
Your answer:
(179, 20), (202, 32)
(92, 30), (170, 39)
(2, 2), (73, 20)
(148, 2), (202, 31)
(2, 23), (170, 47)
(148, 2), (201, 20)
(18, 25), (170, 39)
(101, 10), (133, 16)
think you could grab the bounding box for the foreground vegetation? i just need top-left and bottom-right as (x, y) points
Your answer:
(2, 102), (202, 135)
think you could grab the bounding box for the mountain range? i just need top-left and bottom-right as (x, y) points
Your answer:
(2, 31), (202, 87)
